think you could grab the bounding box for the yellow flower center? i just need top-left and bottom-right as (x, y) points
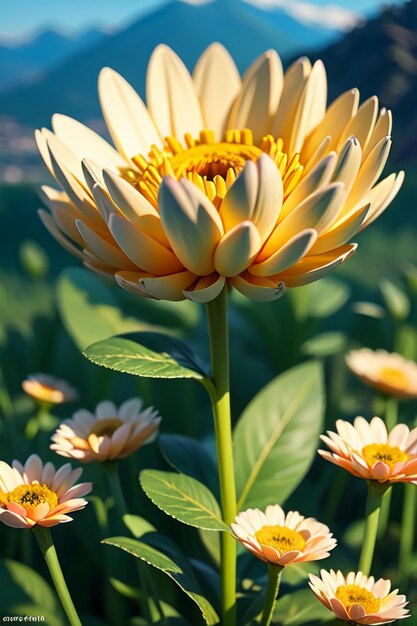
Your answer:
(362, 443), (408, 468)
(132, 128), (303, 207)
(90, 418), (124, 437)
(336, 585), (380, 614)
(378, 366), (409, 390)
(4, 483), (58, 514)
(255, 524), (306, 553)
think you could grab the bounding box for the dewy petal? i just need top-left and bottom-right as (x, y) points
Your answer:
(214, 221), (261, 277)
(147, 45), (204, 140)
(158, 177), (223, 275)
(228, 50), (283, 143)
(250, 229), (317, 276)
(52, 114), (126, 171)
(98, 67), (162, 161)
(193, 43), (241, 140)
(108, 213), (184, 274)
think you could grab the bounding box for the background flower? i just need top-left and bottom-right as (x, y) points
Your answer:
(346, 349), (417, 399)
(0, 454), (91, 528)
(22, 373), (78, 404)
(51, 398), (161, 462)
(36, 43), (403, 302)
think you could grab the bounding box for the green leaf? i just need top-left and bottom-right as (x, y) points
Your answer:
(272, 588), (334, 624)
(140, 470), (229, 531)
(19, 239), (49, 279)
(123, 514), (156, 538)
(234, 361), (324, 510)
(380, 278), (410, 321)
(103, 536), (219, 625)
(84, 332), (208, 381)
(301, 332), (347, 357)
(57, 267), (147, 350)
(160, 434), (219, 496)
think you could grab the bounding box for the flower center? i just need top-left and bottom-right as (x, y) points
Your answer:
(132, 128), (303, 206)
(378, 366), (409, 390)
(335, 585), (380, 614)
(255, 524), (306, 553)
(3, 483), (58, 513)
(90, 418), (124, 437)
(362, 443), (408, 468)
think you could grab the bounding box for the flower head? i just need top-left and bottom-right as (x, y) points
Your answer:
(51, 398), (161, 463)
(231, 504), (336, 567)
(0, 454), (91, 529)
(36, 44), (403, 303)
(22, 373), (78, 405)
(319, 416), (417, 484)
(346, 349), (417, 399)
(309, 570), (409, 623)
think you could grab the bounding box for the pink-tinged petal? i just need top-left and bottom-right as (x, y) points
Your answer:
(109, 423), (132, 459)
(23, 454), (43, 483)
(278, 550), (302, 565)
(0, 509), (33, 529)
(31, 503), (51, 522)
(373, 579), (391, 598)
(59, 483), (93, 503)
(329, 597), (350, 620)
(349, 604), (366, 620)
(52, 498), (89, 515)
(6, 502), (27, 517)
(260, 545), (282, 565)
(371, 461), (391, 482)
(37, 515), (73, 527)
(41, 462), (56, 486)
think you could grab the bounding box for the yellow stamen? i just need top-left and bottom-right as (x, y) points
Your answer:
(378, 366), (410, 390)
(255, 525), (306, 553)
(131, 128), (304, 208)
(336, 585), (380, 613)
(5, 483), (58, 513)
(90, 417), (124, 438)
(362, 443), (408, 468)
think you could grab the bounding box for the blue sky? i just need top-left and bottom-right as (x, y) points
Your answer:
(0, 0), (404, 39)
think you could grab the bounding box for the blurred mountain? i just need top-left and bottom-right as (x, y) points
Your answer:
(308, 0), (417, 162)
(0, 27), (108, 93)
(0, 0), (345, 128)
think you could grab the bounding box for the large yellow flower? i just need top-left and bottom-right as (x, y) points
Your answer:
(36, 44), (403, 302)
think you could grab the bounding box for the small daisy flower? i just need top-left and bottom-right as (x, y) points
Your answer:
(231, 504), (336, 567)
(51, 398), (161, 463)
(0, 454), (91, 529)
(319, 416), (417, 484)
(22, 373), (78, 405)
(346, 349), (417, 399)
(309, 569), (409, 623)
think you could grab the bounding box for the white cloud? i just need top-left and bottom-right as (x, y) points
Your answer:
(247, 0), (363, 31)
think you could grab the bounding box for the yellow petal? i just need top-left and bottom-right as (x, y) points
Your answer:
(228, 50), (283, 143)
(38, 209), (84, 260)
(346, 136), (392, 209)
(214, 221), (261, 277)
(184, 274), (225, 303)
(259, 182), (344, 260)
(289, 60), (327, 155)
(193, 43), (241, 140)
(331, 136), (362, 196)
(337, 96), (378, 152)
(310, 204), (369, 254)
(109, 213), (184, 275)
(147, 45), (203, 140)
(360, 171), (404, 230)
(76, 220), (134, 268)
(272, 57), (311, 146)
(363, 108), (392, 159)
(140, 271), (196, 301)
(283, 152), (336, 218)
(50, 205), (84, 246)
(44, 129), (85, 185)
(158, 177), (223, 275)
(250, 229), (317, 276)
(98, 67), (161, 161)
(115, 271), (152, 299)
(279, 244), (357, 287)
(231, 273), (285, 302)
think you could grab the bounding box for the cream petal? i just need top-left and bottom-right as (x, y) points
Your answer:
(158, 177), (223, 275)
(35, 128), (54, 175)
(250, 228), (317, 276)
(99, 67), (161, 161)
(228, 50), (283, 143)
(184, 274), (225, 303)
(114, 271), (152, 298)
(89, 183), (118, 222)
(214, 221), (261, 277)
(331, 136), (362, 197)
(147, 45), (204, 140)
(49, 204), (85, 246)
(272, 56), (311, 146)
(219, 159), (258, 232)
(52, 114), (126, 171)
(38, 210), (84, 260)
(140, 271), (196, 301)
(109, 213), (183, 274)
(193, 43), (241, 140)
(42, 129), (85, 184)
(302, 88), (360, 160)
(77, 220), (133, 268)
(279, 243), (357, 287)
(309, 203), (369, 254)
(337, 96), (378, 152)
(360, 171), (404, 229)
(347, 137), (392, 209)
(289, 60), (327, 155)
(363, 108), (392, 159)
(231, 273), (285, 302)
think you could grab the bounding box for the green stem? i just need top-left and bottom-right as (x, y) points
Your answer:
(358, 483), (386, 576)
(104, 463), (129, 518)
(205, 288), (237, 626)
(33, 526), (82, 626)
(377, 397), (398, 538)
(399, 484), (416, 589)
(261, 566), (282, 626)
